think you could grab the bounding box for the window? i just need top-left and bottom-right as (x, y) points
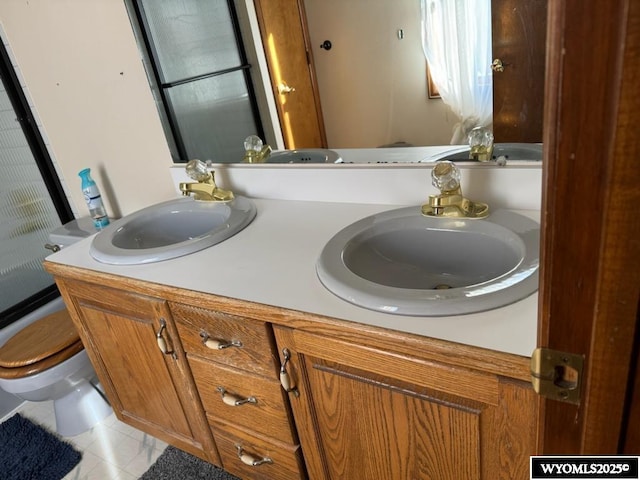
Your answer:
(0, 39), (74, 328)
(127, 0), (265, 163)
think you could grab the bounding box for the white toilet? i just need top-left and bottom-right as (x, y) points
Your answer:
(0, 218), (112, 436)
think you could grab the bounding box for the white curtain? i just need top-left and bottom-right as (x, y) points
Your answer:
(420, 0), (493, 144)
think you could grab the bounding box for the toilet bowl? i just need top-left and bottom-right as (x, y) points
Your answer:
(0, 297), (112, 436)
(0, 219), (112, 436)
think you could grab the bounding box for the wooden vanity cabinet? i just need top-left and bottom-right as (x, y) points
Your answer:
(273, 325), (538, 480)
(48, 263), (537, 479)
(169, 302), (306, 480)
(54, 277), (220, 465)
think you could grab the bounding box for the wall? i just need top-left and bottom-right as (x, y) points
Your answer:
(304, 0), (459, 148)
(170, 157), (543, 212)
(0, 0), (176, 218)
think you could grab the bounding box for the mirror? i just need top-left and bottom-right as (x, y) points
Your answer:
(250, 0), (547, 152)
(125, 0), (546, 163)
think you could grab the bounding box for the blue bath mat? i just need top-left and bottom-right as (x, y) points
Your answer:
(0, 413), (81, 479)
(140, 446), (239, 480)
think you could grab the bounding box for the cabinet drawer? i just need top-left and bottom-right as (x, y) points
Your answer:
(190, 355), (296, 444)
(171, 302), (277, 377)
(214, 425), (305, 480)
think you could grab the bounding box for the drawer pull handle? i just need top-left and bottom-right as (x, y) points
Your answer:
(236, 445), (273, 467)
(216, 386), (257, 406)
(200, 331), (242, 350)
(280, 348), (299, 397)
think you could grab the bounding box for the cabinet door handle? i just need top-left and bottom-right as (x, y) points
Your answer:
(236, 445), (273, 466)
(200, 330), (242, 350)
(216, 386), (257, 406)
(156, 319), (172, 355)
(280, 348), (299, 397)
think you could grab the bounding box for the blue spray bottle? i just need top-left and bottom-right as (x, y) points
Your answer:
(78, 168), (110, 229)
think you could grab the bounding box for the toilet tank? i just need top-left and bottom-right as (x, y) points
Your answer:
(48, 217), (96, 249)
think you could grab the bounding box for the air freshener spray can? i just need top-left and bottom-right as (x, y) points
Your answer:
(78, 168), (110, 229)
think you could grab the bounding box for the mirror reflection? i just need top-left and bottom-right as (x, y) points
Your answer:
(126, 0), (546, 163)
(257, 0), (547, 151)
(305, 0), (480, 148)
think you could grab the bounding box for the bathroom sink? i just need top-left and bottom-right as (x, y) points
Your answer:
(316, 207), (539, 316)
(268, 149), (341, 164)
(426, 143), (543, 162)
(90, 196), (256, 265)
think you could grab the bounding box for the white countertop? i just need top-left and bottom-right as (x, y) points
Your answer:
(47, 198), (538, 358)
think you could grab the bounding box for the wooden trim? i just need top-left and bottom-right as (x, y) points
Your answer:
(538, 0), (640, 453)
(622, 329), (640, 453)
(44, 261), (531, 384)
(291, 328), (500, 405)
(426, 63), (441, 99)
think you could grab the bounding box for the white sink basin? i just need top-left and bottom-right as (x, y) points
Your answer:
(268, 149), (341, 164)
(90, 196), (256, 265)
(317, 207), (539, 316)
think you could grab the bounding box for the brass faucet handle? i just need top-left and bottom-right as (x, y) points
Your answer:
(431, 161), (461, 192)
(212, 187), (234, 202)
(242, 135), (271, 163)
(422, 161), (489, 218)
(185, 159), (212, 182)
(207, 170), (234, 201)
(467, 127), (494, 162)
(180, 160), (235, 202)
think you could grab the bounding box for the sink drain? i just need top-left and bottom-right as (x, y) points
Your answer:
(433, 284), (452, 290)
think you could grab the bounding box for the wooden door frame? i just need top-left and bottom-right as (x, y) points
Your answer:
(538, 0), (639, 453)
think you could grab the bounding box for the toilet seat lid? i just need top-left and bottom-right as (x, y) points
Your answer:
(0, 309), (81, 368)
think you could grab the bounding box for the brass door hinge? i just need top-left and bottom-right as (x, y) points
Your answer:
(530, 347), (584, 405)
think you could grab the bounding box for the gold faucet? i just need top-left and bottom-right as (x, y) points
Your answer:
(242, 135), (271, 163)
(243, 145), (272, 163)
(179, 159), (234, 202)
(421, 161), (489, 218)
(468, 126), (494, 162)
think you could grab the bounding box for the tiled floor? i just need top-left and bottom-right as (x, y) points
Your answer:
(1, 400), (168, 480)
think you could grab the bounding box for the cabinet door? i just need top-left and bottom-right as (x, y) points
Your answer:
(274, 326), (536, 480)
(57, 278), (218, 464)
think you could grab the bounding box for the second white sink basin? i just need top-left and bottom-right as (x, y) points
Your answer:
(90, 196), (256, 265)
(317, 207), (539, 316)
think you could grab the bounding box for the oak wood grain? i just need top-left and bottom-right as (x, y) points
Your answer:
(46, 263), (538, 478)
(44, 262), (532, 383)
(190, 354), (295, 444)
(0, 309), (79, 368)
(171, 301), (279, 378)
(274, 325), (536, 480)
(55, 278), (220, 465)
(213, 422), (306, 480)
(291, 328), (500, 406)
